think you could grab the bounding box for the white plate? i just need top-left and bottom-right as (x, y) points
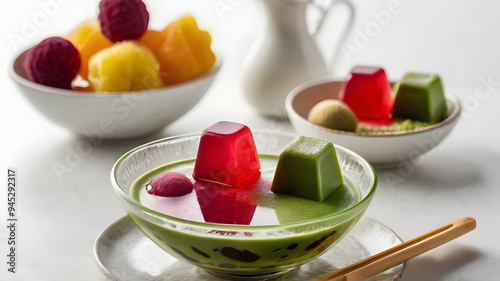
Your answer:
(95, 216), (407, 281)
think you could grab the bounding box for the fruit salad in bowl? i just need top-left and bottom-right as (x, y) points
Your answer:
(111, 121), (377, 278)
(9, 0), (221, 139)
(286, 66), (461, 167)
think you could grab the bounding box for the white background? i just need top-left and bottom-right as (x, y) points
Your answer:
(1, 0), (500, 280)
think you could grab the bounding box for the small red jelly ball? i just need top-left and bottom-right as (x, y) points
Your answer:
(98, 0), (149, 43)
(24, 37), (81, 89)
(146, 172), (194, 197)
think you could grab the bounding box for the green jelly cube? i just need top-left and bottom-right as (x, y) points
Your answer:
(392, 73), (448, 124)
(271, 136), (343, 202)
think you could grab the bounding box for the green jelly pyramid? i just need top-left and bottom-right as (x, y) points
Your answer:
(392, 73), (448, 124)
(271, 136), (343, 202)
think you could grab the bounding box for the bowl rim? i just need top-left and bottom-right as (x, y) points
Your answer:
(285, 76), (462, 138)
(110, 130), (377, 232)
(9, 48), (223, 98)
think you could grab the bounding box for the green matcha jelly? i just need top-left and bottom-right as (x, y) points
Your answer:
(128, 155), (362, 276)
(392, 73), (448, 124)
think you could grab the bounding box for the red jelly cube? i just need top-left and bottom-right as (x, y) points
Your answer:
(339, 66), (394, 124)
(193, 121), (261, 187)
(194, 181), (257, 225)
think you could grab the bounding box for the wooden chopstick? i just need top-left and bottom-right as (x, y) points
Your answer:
(314, 217), (476, 281)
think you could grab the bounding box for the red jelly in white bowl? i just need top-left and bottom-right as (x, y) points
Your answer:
(339, 66), (394, 126)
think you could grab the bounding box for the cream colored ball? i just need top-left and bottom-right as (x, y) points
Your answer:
(307, 99), (358, 132)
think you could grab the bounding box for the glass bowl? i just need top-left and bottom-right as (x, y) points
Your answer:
(111, 131), (377, 278)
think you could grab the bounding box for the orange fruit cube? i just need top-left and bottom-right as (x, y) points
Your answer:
(140, 16), (215, 85)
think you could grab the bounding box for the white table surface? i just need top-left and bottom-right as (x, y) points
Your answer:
(1, 0), (499, 280)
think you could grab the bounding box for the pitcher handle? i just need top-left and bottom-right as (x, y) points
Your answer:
(310, 0), (355, 71)
(310, 0), (355, 35)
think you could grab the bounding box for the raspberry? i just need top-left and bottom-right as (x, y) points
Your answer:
(146, 172), (194, 197)
(98, 0), (149, 42)
(24, 37), (81, 90)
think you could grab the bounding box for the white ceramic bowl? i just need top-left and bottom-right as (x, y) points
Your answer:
(286, 76), (461, 167)
(9, 50), (221, 140)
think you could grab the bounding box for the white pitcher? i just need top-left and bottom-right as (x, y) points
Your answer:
(242, 0), (355, 118)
